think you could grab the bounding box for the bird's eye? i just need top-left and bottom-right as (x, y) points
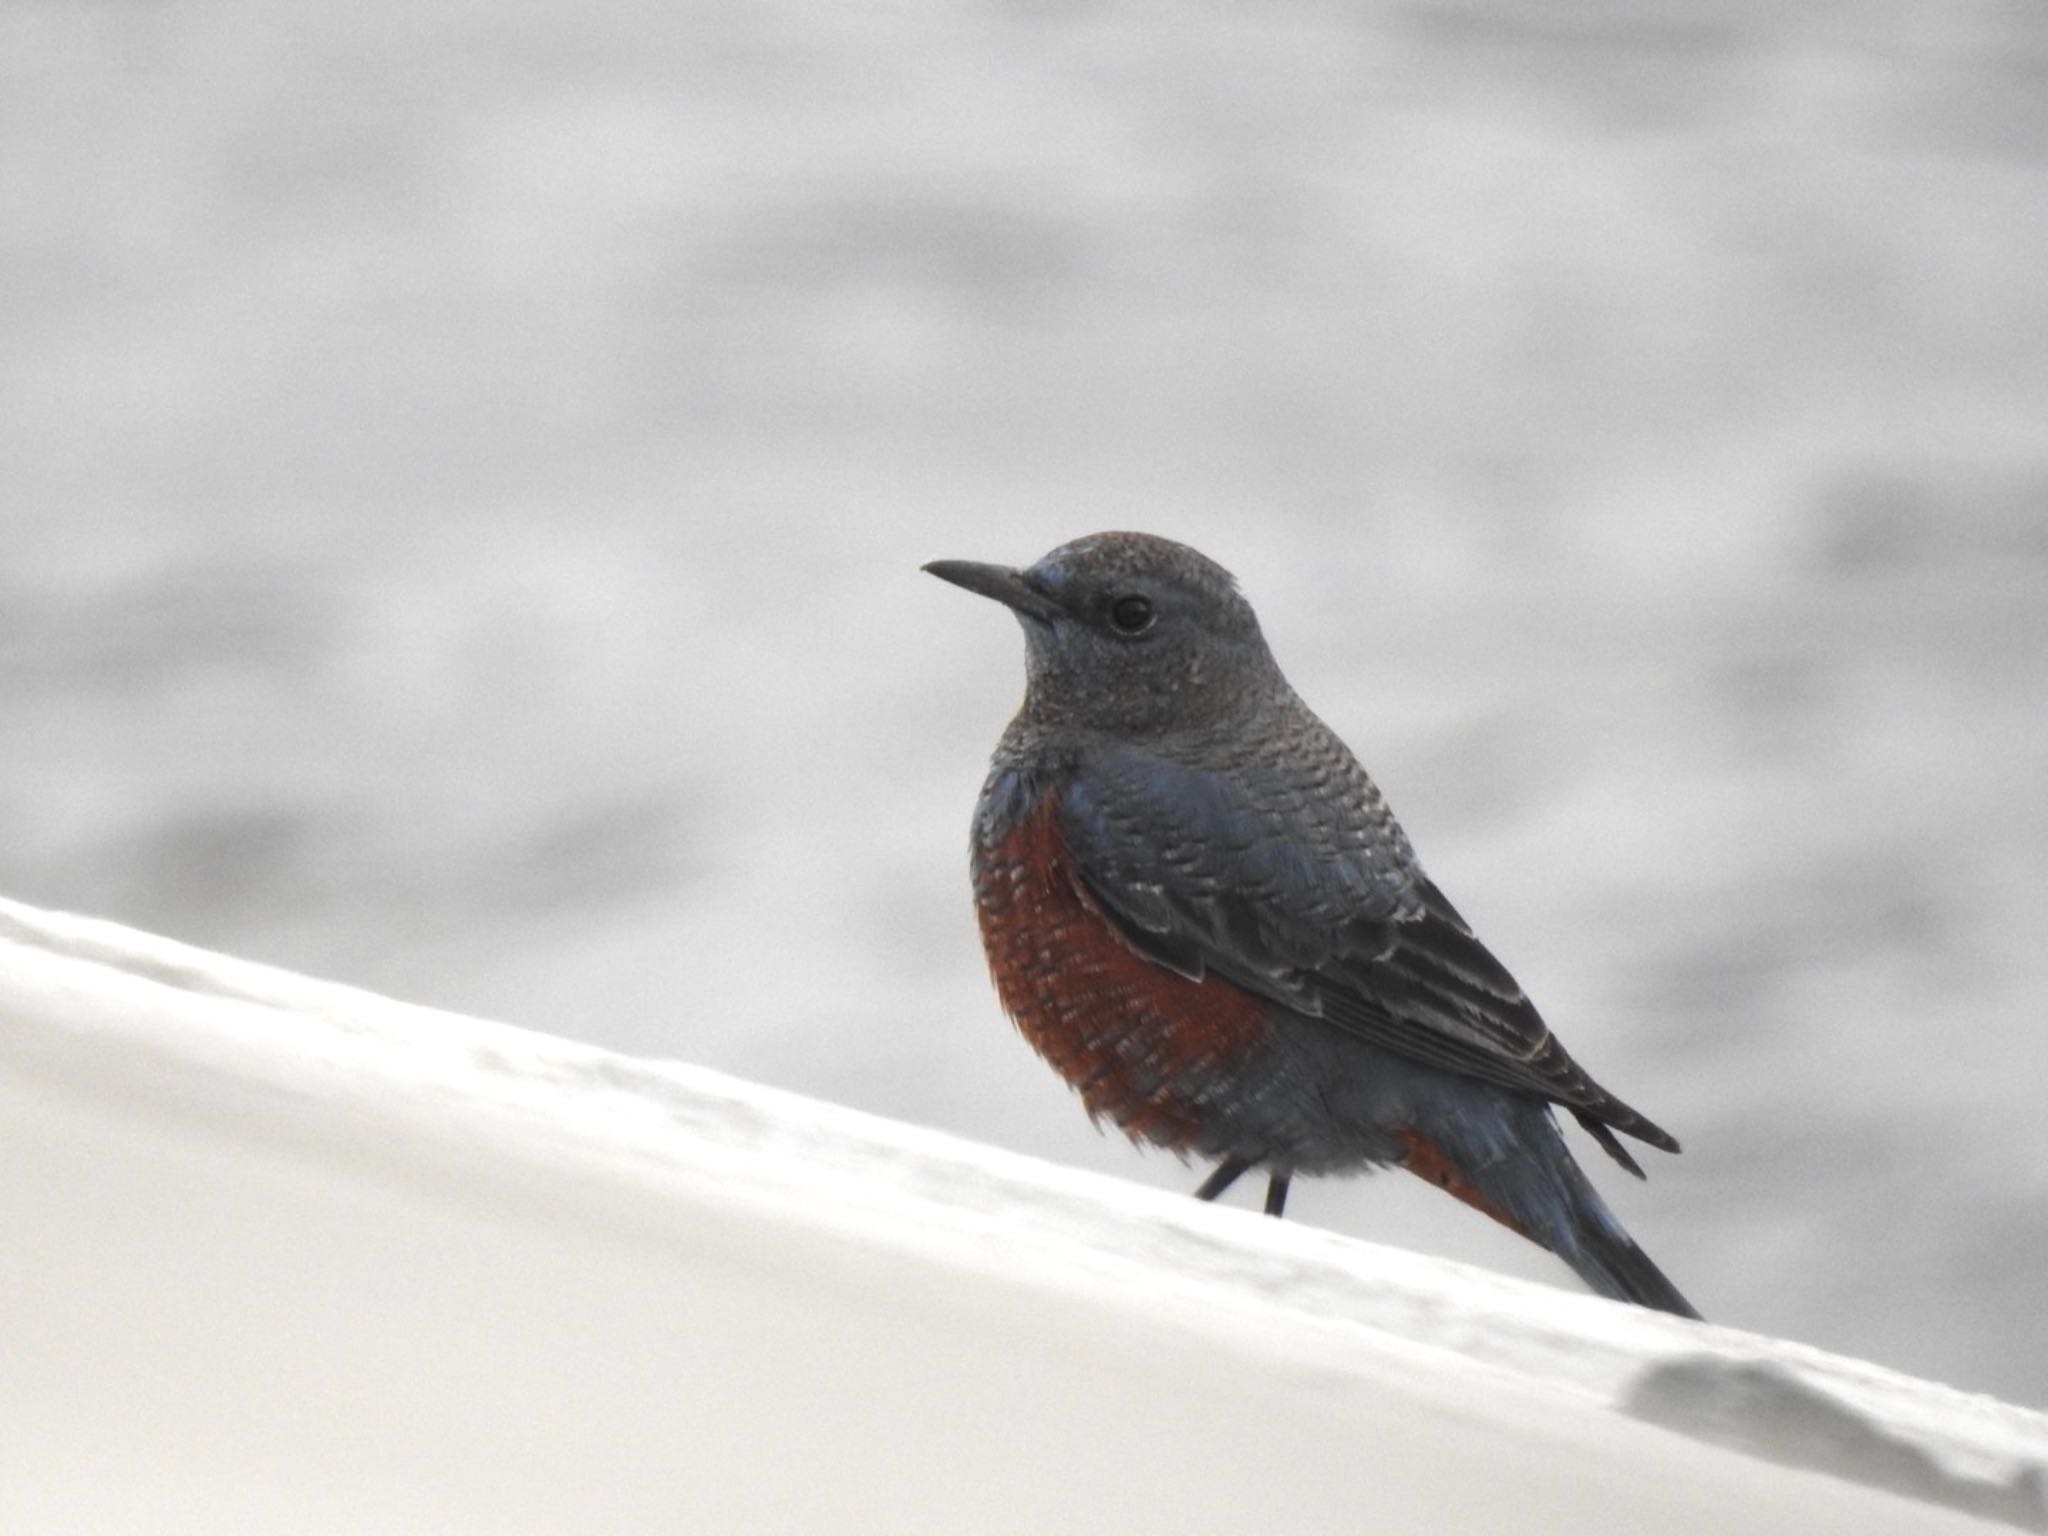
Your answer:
(1108, 593), (1156, 635)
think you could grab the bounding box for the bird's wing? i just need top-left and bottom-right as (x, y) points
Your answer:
(1058, 751), (1677, 1159)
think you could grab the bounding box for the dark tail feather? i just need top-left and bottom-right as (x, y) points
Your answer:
(1540, 1129), (1701, 1319)
(1568, 1218), (1702, 1319)
(1398, 1111), (1702, 1321)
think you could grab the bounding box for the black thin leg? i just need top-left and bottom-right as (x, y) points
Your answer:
(1263, 1173), (1291, 1218)
(1192, 1156), (1252, 1202)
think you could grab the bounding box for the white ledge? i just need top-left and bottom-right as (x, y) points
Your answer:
(1, 895), (2042, 1534)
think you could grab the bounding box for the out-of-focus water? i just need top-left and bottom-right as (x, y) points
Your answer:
(5, 0), (2046, 1406)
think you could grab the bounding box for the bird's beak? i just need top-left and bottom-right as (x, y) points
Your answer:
(922, 559), (1063, 624)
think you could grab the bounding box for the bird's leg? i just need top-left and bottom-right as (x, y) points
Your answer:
(1263, 1173), (1291, 1218)
(1192, 1156), (1252, 1202)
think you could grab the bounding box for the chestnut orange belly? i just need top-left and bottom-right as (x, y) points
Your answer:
(973, 790), (1273, 1149)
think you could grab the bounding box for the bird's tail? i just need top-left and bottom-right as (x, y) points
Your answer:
(1567, 1216), (1699, 1318)
(1396, 1107), (1701, 1320)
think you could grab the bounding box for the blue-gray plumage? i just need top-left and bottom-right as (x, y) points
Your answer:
(927, 531), (1699, 1317)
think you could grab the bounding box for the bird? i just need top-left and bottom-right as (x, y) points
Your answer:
(924, 531), (1700, 1318)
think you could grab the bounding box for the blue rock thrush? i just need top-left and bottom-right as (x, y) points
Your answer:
(925, 531), (1700, 1317)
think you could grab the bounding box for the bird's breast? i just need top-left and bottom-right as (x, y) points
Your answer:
(971, 783), (1272, 1149)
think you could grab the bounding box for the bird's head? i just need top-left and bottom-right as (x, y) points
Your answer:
(924, 531), (1283, 739)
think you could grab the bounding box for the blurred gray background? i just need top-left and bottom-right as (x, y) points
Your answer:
(5, 1), (2046, 1407)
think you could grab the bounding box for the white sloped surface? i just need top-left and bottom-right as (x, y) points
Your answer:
(0, 896), (2041, 1535)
